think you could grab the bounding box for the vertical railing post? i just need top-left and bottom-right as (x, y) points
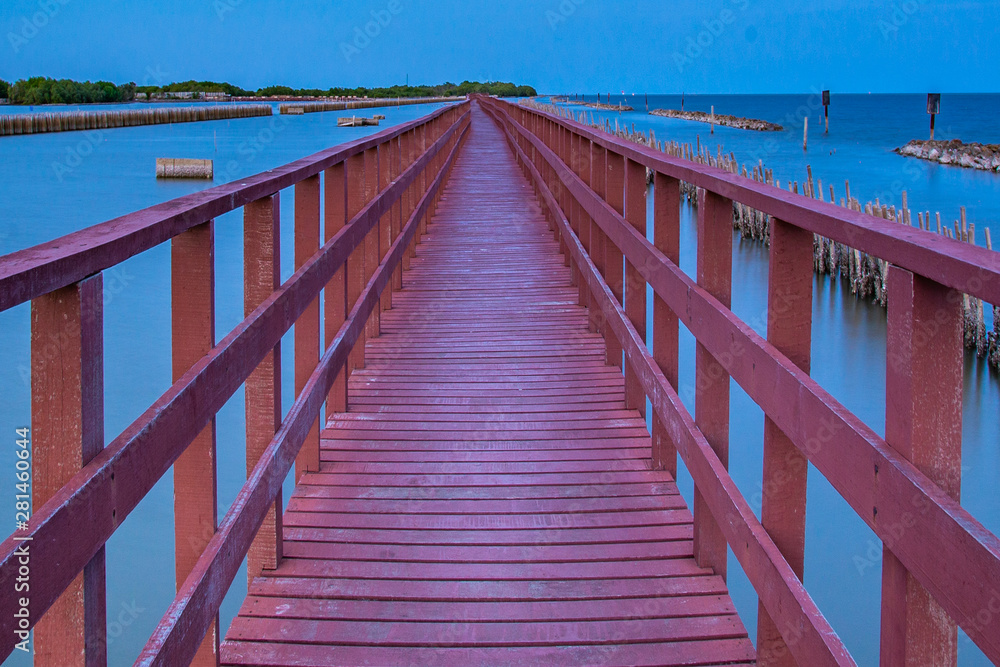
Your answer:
(693, 188), (733, 579)
(624, 158), (647, 415)
(244, 194), (282, 582)
(31, 274), (106, 667)
(295, 176), (321, 480)
(578, 136), (593, 310)
(880, 267), (962, 667)
(392, 135), (404, 292)
(590, 143), (608, 342)
(653, 173), (680, 476)
(605, 150), (625, 371)
(757, 218), (813, 665)
(364, 147), (379, 341)
(171, 222), (219, 666)
(400, 131), (413, 272)
(379, 139), (393, 314)
(566, 130), (579, 282)
(325, 163), (348, 415)
(346, 153), (366, 375)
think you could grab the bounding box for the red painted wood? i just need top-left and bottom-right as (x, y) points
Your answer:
(345, 152), (366, 376)
(491, 100), (1000, 307)
(171, 222), (220, 666)
(653, 172), (680, 476)
(244, 195), (283, 581)
(880, 267), (963, 667)
(136, 106), (471, 667)
(294, 176), (321, 482)
(220, 105), (752, 667)
(323, 162), (347, 414)
(0, 104), (463, 313)
(487, 99), (853, 666)
(625, 157), (648, 415)
(363, 147), (379, 341)
(31, 274), (106, 667)
(694, 188), (733, 581)
(757, 218), (813, 667)
(590, 142), (608, 338)
(0, 106), (471, 664)
(605, 149), (625, 371)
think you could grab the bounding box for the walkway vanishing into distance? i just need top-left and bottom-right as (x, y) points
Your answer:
(2, 96), (999, 667)
(221, 109), (755, 666)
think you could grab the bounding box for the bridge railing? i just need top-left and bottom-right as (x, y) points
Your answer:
(0, 100), (470, 666)
(479, 94), (1000, 666)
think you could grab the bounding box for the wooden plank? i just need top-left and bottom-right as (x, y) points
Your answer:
(0, 107), (472, 663)
(221, 104), (752, 667)
(495, 97), (1000, 663)
(488, 100), (854, 666)
(135, 105), (472, 667)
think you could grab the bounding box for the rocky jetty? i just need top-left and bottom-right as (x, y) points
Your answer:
(894, 139), (1000, 172)
(649, 108), (783, 132)
(551, 97), (634, 112)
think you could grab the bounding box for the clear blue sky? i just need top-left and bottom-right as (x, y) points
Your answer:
(1, 0), (997, 93)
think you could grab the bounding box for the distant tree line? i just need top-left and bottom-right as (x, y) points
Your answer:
(7, 77), (136, 105)
(138, 80), (536, 99)
(136, 80), (255, 97)
(1, 77), (536, 104)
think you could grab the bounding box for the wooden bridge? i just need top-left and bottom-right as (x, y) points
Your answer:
(1, 97), (999, 666)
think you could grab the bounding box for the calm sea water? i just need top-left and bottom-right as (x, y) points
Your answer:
(549, 94), (1000, 666)
(0, 95), (996, 665)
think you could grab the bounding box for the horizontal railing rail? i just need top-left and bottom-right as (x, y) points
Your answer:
(138, 108), (470, 666)
(0, 100), (470, 665)
(478, 95), (1000, 667)
(0, 102), (461, 312)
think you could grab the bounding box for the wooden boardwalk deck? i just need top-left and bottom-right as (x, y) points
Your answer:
(221, 108), (755, 666)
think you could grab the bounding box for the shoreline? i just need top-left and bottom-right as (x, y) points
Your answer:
(895, 139), (1000, 172)
(649, 108), (783, 131)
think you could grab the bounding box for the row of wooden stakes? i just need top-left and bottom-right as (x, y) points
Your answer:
(278, 97), (456, 115)
(523, 99), (1000, 371)
(0, 104), (273, 136)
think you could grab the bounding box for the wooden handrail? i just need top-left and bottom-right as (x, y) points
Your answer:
(137, 112), (471, 666)
(480, 98), (854, 667)
(479, 95), (1000, 665)
(0, 102), (470, 663)
(0, 102), (462, 313)
(502, 101), (1000, 306)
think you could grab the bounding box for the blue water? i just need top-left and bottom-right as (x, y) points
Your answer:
(0, 94), (996, 665)
(0, 101), (455, 666)
(552, 94), (1000, 665)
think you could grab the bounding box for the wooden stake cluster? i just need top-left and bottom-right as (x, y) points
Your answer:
(519, 97), (1000, 372)
(278, 97), (455, 115)
(0, 104), (272, 136)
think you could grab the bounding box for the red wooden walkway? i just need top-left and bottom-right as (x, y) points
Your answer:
(221, 108), (755, 665)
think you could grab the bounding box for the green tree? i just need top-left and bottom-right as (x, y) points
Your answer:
(0, 79), (9, 99)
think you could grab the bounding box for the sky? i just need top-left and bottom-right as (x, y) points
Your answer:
(1, 0), (998, 94)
